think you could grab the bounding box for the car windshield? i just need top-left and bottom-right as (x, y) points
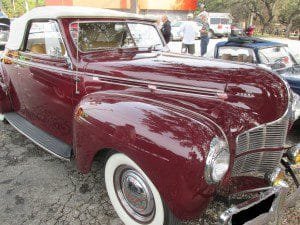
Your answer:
(258, 46), (294, 69)
(70, 22), (163, 52)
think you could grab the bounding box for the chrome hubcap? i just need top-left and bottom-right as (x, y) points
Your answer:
(114, 166), (155, 223)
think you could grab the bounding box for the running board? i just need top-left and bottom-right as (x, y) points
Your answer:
(4, 112), (72, 160)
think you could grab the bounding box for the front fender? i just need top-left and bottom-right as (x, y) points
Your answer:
(73, 92), (224, 220)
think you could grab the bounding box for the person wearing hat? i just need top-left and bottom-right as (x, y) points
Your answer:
(200, 13), (210, 56)
(179, 13), (197, 55)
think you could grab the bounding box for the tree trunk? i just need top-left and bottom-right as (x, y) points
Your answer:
(261, 24), (267, 35)
(285, 22), (293, 38)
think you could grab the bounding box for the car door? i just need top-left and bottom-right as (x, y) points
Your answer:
(17, 20), (75, 144)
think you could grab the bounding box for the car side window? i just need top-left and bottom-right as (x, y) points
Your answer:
(25, 21), (66, 58)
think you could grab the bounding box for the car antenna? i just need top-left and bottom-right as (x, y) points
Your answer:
(75, 20), (80, 94)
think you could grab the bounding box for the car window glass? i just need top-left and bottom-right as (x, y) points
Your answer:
(26, 21), (66, 58)
(71, 22), (163, 52)
(221, 18), (229, 25)
(75, 22), (134, 52)
(258, 47), (293, 68)
(210, 18), (220, 24)
(127, 23), (162, 49)
(218, 46), (255, 63)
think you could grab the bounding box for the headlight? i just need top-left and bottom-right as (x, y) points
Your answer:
(205, 137), (230, 184)
(291, 91), (300, 120)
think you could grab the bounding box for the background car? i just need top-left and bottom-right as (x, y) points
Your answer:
(230, 23), (243, 36)
(170, 20), (202, 41)
(214, 37), (300, 95)
(208, 13), (232, 38)
(0, 17), (10, 51)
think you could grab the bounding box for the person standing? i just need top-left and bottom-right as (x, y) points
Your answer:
(200, 14), (210, 56)
(161, 15), (171, 44)
(179, 13), (197, 55)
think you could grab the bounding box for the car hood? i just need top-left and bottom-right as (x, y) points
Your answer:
(82, 52), (289, 141)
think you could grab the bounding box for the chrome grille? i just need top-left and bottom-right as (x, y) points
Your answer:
(233, 109), (291, 177)
(232, 151), (283, 176)
(236, 118), (289, 155)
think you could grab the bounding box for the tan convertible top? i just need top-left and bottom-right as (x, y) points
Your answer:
(6, 6), (156, 50)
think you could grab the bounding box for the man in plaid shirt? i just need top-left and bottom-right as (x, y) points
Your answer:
(200, 14), (210, 56)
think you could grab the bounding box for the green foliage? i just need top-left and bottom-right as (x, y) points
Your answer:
(1, 0), (45, 18)
(278, 0), (300, 26)
(198, 0), (300, 35)
(198, 0), (227, 12)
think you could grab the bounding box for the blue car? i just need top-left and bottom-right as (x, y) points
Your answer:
(214, 37), (300, 95)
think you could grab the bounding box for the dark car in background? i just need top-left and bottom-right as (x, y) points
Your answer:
(0, 12), (10, 51)
(214, 37), (300, 95)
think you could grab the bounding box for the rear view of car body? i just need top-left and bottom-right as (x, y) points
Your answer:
(215, 38), (300, 97)
(208, 13), (232, 37)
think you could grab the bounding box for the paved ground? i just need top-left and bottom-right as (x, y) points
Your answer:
(0, 119), (299, 225)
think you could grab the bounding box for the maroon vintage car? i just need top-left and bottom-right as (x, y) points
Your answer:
(0, 6), (299, 225)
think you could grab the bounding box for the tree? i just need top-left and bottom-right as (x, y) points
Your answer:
(278, 0), (300, 37)
(198, 0), (299, 36)
(1, 0), (44, 18)
(226, 0), (279, 34)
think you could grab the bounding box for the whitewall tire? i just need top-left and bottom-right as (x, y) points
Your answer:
(105, 153), (180, 225)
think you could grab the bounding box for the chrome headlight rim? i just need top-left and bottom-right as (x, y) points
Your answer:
(291, 91), (300, 120)
(205, 137), (230, 184)
(291, 91), (299, 110)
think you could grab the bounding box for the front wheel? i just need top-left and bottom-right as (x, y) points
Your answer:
(105, 153), (180, 225)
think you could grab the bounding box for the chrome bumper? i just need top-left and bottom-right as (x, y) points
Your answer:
(219, 181), (300, 225)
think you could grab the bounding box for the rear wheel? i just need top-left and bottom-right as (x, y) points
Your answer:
(105, 153), (180, 225)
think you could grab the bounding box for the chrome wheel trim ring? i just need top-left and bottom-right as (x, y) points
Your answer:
(114, 165), (156, 223)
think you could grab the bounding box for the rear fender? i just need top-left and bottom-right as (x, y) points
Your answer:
(73, 92), (223, 220)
